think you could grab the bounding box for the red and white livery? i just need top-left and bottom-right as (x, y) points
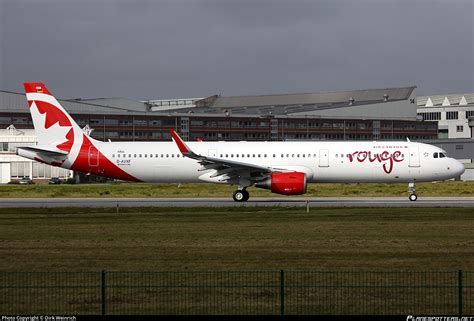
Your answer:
(18, 83), (465, 202)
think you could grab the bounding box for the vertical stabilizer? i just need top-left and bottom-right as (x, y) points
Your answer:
(24, 82), (82, 153)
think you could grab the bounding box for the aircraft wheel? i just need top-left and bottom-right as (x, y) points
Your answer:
(242, 190), (250, 201)
(233, 190), (246, 202)
(409, 193), (418, 202)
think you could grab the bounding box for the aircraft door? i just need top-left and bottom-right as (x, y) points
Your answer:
(409, 147), (420, 167)
(319, 149), (329, 167)
(88, 146), (99, 167)
(208, 149), (218, 157)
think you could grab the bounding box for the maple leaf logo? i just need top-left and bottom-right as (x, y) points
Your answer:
(29, 100), (74, 153)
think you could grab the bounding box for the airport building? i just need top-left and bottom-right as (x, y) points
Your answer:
(417, 93), (474, 139)
(0, 85), (456, 183)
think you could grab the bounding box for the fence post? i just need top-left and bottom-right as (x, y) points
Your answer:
(101, 270), (107, 316)
(458, 270), (463, 316)
(280, 270), (285, 317)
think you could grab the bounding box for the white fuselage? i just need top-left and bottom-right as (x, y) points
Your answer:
(93, 140), (464, 184)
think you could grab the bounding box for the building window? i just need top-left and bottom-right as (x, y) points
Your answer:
(456, 145), (464, 150)
(417, 112), (441, 121)
(11, 162), (29, 178)
(446, 111), (458, 120)
(457, 125), (464, 132)
(466, 111), (474, 118)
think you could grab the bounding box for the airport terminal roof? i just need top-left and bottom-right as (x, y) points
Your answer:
(0, 86), (416, 117)
(199, 87), (415, 109)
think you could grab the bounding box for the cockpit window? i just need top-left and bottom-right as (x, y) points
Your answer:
(440, 152), (446, 158)
(433, 152), (438, 158)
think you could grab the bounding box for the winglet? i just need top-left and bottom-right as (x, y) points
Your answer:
(169, 129), (191, 154)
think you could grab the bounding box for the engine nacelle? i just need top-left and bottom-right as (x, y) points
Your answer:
(254, 172), (307, 195)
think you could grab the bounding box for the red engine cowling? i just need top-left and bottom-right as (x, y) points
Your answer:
(254, 172), (307, 195)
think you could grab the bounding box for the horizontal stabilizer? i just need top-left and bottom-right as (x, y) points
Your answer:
(17, 146), (69, 157)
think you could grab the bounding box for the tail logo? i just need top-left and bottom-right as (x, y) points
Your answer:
(27, 95), (75, 154)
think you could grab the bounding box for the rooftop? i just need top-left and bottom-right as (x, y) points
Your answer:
(0, 86), (416, 117)
(417, 93), (474, 108)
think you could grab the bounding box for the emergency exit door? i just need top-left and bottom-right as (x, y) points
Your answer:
(319, 149), (329, 167)
(409, 147), (420, 167)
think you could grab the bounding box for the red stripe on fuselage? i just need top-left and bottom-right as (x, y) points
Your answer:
(71, 135), (140, 182)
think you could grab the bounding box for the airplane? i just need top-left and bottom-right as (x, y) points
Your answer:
(17, 82), (465, 202)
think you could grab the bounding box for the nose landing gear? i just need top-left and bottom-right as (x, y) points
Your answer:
(408, 182), (417, 201)
(233, 189), (250, 202)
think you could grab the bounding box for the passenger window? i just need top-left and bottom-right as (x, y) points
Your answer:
(258, 154), (261, 158)
(231, 154), (234, 157)
(273, 154), (276, 158)
(302, 154), (305, 158)
(253, 154), (255, 158)
(236, 154), (239, 158)
(112, 154), (115, 158)
(129, 154), (132, 158)
(220, 154), (223, 157)
(134, 154), (137, 158)
(139, 154), (142, 158)
(171, 154), (174, 158)
(144, 154), (147, 158)
(297, 154), (300, 157)
(166, 154), (168, 158)
(281, 154), (284, 158)
(177, 154), (180, 158)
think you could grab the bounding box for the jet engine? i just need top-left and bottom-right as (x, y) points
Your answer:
(254, 172), (307, 195)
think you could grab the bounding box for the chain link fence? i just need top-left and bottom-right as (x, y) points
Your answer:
(0, 270), (471, 315)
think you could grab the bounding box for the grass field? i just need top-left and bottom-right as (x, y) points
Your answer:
(1, 206), (473, 272)
(0, 181), (473, 198)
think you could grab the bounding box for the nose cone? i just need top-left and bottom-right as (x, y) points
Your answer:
(451, 159), (465, 178)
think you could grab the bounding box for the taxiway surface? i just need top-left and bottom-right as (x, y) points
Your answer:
(1, 197), (474, 208)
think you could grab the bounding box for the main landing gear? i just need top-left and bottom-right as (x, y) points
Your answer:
(408, 182), (417, 201)
(233, 189), (250, 202)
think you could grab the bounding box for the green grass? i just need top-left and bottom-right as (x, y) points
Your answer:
(0, 181), (473, 198)
(1, 206), (473, 272)
(1, 206), (474, 315)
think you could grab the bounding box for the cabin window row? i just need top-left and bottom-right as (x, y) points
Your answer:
(112, 154), (181, 158)
(219, 153), (318, 158)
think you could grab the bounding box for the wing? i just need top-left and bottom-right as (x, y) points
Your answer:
(169, 129), (287, 182)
